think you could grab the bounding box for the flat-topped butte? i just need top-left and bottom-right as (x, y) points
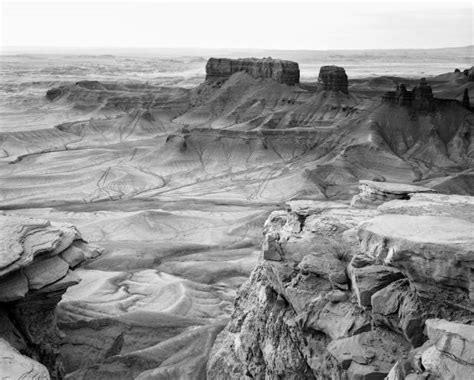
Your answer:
(205, 57), (300, 85)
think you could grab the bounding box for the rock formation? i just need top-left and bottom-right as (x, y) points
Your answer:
(382, 78), (435, 110)
(317, 65), (349, 94)
(205, 57), (300, 85)
(207, 191), (474, 379)
(387, 319), (474, 379)
(463, 88), (470, 109)
(468, 66), (474, 81)
(0, 215), (102, 379)
(350, 180), (435, 208)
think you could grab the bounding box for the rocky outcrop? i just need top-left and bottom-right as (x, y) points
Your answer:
(382, 78), (435, 110)
(0, 215), (102, 379)
(463, 88), (470, 109)
(205, 57), (300, 85)
(387, 319), (474, 379)
(317, 65), (349, 94)
(207, 192), (474, 379)
(358, 214), (474, 300)
(468, 66), (474, 81)
(351, 180), (435, 208)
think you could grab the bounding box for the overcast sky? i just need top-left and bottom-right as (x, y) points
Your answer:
(1, 0), (472, 51)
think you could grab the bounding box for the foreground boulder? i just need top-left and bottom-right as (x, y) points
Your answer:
(387, 319), (474, 379)
(207, 192), (474, 379)
(205, 57), (300, 85)
(0, 215), (102, 379)
(317, 65), (349, 94)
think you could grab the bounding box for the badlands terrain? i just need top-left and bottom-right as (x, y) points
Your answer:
(0, 47), (473, 379)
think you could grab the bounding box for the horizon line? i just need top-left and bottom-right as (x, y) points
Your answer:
(1, 44), (473, 55)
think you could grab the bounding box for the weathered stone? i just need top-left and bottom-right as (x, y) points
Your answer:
(0, 215), (101, 379)
(350, 254), (375, 268)
(358, 214), (474, 299)
(60, 240), (102, 268)
(387, 319), (474, 380)
(371, 279), (425, 346)
(0, 338), (50, 379)
(378, 193), (474, 222)
(348, 264), (404, 307)
(317, 65), (349, 94)
(262, 232), (283, 261)
(351, 180), (434, 208)
(327, 330), (410, 377)
(0, 216), (79, 277)
(23, 256), (70, 290)
(381, 78), (435, 110)
(298, 252), (347, 282)
(371, 279), (408, 316)
(424, 319), (474, 365)
(205, 57), (300, 85)
(0, 270), (28, 302)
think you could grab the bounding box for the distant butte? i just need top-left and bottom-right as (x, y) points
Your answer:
(317, 65), (349, 94)
(205, 57), (300, 85)
(382, 78), (436, 110)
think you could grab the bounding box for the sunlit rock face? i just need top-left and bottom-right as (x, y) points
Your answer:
(205, 57), (300, 85)
(317, 65), (349, 94)
(0, 215), (102, 379)
(207, 192), (474, 379)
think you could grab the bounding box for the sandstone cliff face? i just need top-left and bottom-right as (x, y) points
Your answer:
(205, 58), (300, 85)
(207, 189), (474, 379)
(0, 215), (102, 379)
(317, 65), (349, 94)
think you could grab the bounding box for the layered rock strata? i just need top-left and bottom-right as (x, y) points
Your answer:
(350, 180), (435, 208)
(0, 215), (102, 379)
(317, 65), (349, 94)
(205, 57), (300, 85)
(207, 192), (474, 379)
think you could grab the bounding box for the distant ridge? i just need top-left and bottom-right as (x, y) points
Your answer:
(1, 45), (473, 57)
